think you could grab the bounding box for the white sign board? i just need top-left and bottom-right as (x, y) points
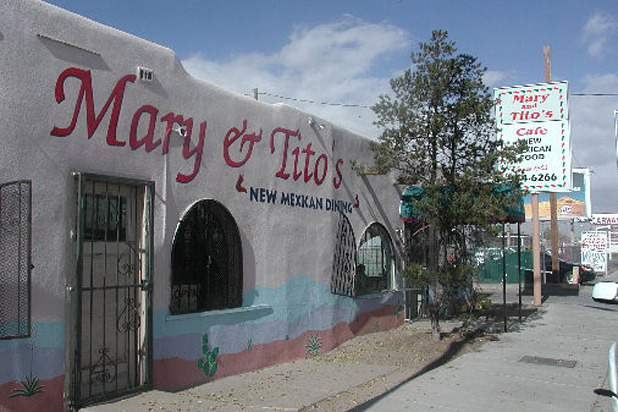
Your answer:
(582, 231), (609, 251)
(592, 214), (618, 225)
(498, 121), (571, 191)
(495, 81), (571, 193)
(581, 231), (608, 272)
(495, 82), (569, 126)
(581, 250), (607, 273)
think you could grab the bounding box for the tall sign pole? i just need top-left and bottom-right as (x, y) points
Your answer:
(545, 46), (561, 284)
(494, 53), (571, 308)
(532, 192), (542, 305)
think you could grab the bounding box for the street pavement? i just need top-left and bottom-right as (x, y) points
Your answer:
(354, 273), (618, 412)
(83, 273), (618, 412)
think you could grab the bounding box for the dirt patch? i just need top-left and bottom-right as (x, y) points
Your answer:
(316, 323), (488, 368)
(303, 322), (496, 411)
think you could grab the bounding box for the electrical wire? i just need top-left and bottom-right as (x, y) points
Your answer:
(572, 93), (618, 96)
(244, 90), (373, 109)
(244, 90), (618, 111)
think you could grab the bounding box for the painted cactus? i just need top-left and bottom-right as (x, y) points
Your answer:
(197, 334), (219, 377)
(305, 334), (322, 357)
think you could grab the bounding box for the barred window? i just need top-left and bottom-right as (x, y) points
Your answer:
(356, 223), (393, 296)
(0, 181), (31, 339)
(83, 193), (127, 242)
(170, 200), (242, 314)
(331, 213), (356, 297)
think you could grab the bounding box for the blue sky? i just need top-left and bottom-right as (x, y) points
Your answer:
(44, 0), (618, 213)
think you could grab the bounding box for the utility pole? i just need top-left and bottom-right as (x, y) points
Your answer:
(545, 46), (561, 284)
(253, 88), (259, 101)
(531, 46), (556, 307)
(614, 110), (618, 172)
(532, 192), (542, 306)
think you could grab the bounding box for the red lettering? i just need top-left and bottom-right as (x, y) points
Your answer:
(302, 143), (316, 183)
(314, 154), (328, 185)
(516, 126), (547, 137)
(129, 105), (161, 152)
(50, 67), (135, 146)
(50, 68), (208, 184)
(270, 128), (301, 180)
(223, 119), (262, 167)
(176, 121), (206, 184)
(291, 147), (302, 180)
(333, 158), (344, 188)
(160, 113), (192, 155)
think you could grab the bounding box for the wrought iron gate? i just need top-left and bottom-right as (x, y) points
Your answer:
(70, 173), (153, 409)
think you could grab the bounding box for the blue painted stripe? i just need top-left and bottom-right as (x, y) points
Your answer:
(0, 322), (64, 352)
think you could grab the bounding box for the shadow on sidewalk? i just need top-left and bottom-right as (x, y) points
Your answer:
(348, 331), (482, 411)
(348, 308), (539, 412)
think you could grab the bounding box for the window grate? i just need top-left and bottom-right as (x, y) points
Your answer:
(170, 200), (243, 314)
(331, 213), (356, 297)
(0, 181), (31, 339)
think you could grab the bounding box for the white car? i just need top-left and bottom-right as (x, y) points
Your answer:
(592, 281), (618, 303)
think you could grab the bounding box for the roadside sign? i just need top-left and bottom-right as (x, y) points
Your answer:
(495, 81), (571, 193)
(495, 82), (569, 126)
(581, 231), (609, 273)
(582, 231), (609, 251)
(592, 214), (618, 225)
(498, 121), (570, 191)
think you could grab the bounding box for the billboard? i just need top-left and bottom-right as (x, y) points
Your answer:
(591, 214), (618, 225)
(495, 81), (572, 192)
(523, 168), (591, 221)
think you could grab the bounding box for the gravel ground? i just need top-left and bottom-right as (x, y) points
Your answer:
(303, 321), (499, 411)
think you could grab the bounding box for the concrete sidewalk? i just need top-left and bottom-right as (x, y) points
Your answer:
(355, 274), (618, 412)
(83, 276), (618, 412)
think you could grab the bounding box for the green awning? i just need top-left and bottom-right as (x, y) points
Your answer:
(491, 184), (525, 223)
(399, 186), (426, 221)
(399, 185), (524, 223)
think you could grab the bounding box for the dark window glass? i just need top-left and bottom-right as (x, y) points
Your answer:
(83, 194), (126, 241)
(170, 200), (242, 314)
(356, 223), (393, 295)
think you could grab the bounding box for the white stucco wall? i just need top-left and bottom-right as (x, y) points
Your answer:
(1, 0), (403, 318)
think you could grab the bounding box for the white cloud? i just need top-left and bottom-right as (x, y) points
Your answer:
(570, 74), (618, 212)
(182, 16), (409, 138)
(581, 12), (617, 58)
(484, 70), (516, 87)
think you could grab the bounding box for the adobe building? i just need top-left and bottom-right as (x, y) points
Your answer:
(0, 1), (405, 411)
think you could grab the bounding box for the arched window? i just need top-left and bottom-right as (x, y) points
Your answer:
(356, 223), (393, 296)
(170, 200), (242, 314)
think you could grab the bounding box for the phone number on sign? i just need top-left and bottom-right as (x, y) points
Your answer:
(523, 173), (557, 183)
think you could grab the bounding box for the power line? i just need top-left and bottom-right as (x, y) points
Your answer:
(571, 93), (618, 96)
(246, 90), (373, 109)
(244, 90), (618, 110)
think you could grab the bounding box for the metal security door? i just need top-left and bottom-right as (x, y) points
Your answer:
(71, 174), (153, 408)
